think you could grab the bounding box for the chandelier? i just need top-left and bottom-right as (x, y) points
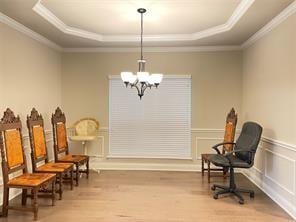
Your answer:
(120, 8), (163, 99)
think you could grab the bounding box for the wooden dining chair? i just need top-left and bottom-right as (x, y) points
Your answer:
(201, 108), (238, 183)
(27, 108), (74, 200)
(51, 107), (89, 186)
(0, 108), (56, 220)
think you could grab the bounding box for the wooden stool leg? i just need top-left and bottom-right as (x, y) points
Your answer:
(21, 189), (27, 206)
(33, 188), (38, 221)
(52, 180), (56, 206)
(86, 159), (89, 179)
(207, 161), (211, 183)
(201, 156), (204, 176)
(2, 187), (9, 217)
(59, 173), (63, 200)
(75, 163), (79, 186)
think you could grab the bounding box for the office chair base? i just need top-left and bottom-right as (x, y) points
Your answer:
(211, 184), (254, 204)
(211, 168), (255, 204)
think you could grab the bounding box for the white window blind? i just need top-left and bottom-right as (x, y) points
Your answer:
(109, 75), (191, 159)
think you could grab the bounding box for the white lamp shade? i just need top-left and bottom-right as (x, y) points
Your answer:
(147, 75), (156, 85)
(137, 72), (149, 83)
(129, 74), (137, 84)
(121, 72), (133, 82)
(151, 73), (163, 84)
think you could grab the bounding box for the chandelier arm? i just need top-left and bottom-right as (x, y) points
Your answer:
(141, 83), (149, 95)
(132, 84), (141, 96)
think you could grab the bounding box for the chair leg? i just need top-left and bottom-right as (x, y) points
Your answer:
(201, 156), (204, 176)
(236, 188), (255, 198)
(33, 188), (38, 221)
(211, 184), (228, 190)
(70, 168), (74, 190)
(233, 191), (244, 204)
(21, 189), (27, 206)
(207, 161), (211, 183)
(59, 173), (63, 200)
(211, 167), (254, 204)
(52, 180), (56, 206)
(213, 189), (230, 199)
(75, 163), (79, 186)
(86, 159), (89, 179)
(2, 187), (9, 217)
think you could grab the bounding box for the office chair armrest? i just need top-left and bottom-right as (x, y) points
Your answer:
(226, 149), (254, 155)
(212, 142), (236, 154)
(225, 150), (255, 166)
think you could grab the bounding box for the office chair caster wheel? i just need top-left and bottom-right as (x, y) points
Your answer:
(211, 185), (216, 191)
(213, 194), (218, 199)
(239, 200), (244, 204)
(250, 192), (255, 198)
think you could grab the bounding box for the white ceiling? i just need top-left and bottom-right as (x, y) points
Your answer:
(0, 0), (294, 48)
(42, 0), (240, 35)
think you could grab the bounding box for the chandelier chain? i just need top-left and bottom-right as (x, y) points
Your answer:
(141, 11), (143, 61)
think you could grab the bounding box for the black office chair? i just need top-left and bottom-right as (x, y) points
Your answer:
(209, 121), (262, 204)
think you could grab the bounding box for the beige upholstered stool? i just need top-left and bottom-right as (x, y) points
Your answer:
(69, 118), (99, 155)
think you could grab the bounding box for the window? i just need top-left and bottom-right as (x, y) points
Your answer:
(109, 75), (191, 159)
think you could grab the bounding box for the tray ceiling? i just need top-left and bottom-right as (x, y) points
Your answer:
(0, 0), (294, 48)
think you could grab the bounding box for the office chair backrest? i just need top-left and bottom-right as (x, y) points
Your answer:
(235, 122), (262, 164)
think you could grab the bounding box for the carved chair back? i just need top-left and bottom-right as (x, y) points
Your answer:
(0, 108), (28, 185)
(27, 108), (49, 170)
(222, 108), (238, 153)
(51, 107), (69, 161)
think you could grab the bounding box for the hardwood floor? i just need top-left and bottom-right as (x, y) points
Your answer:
(1, 171), (293, 222)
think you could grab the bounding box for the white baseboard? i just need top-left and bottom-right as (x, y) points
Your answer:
(91, 162), (201, 172)
(242, 168), (296, 220)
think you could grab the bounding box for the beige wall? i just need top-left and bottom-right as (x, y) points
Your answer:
(61, 51), (242, 164)
(242, 14), (296, 144)
(242, 14), (296, 218)
(0, 23), (62, 132)
(61, 51), (242, 128)
(0, 23), (62, 202)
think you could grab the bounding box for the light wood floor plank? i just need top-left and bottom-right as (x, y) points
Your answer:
(1, 171), (293, 222)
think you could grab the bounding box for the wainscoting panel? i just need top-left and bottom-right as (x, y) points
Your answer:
(242, 137), (296, 220)
(265, 149), (295, 195)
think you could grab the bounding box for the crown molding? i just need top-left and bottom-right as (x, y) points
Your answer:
(0, 14), (242, 52)
(1, 0), (295, 52)
(242, 0), (296, 49)
(0, 12), (62, 51)
(63, 45), (242, 53)
(33, 0), (254, 43)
